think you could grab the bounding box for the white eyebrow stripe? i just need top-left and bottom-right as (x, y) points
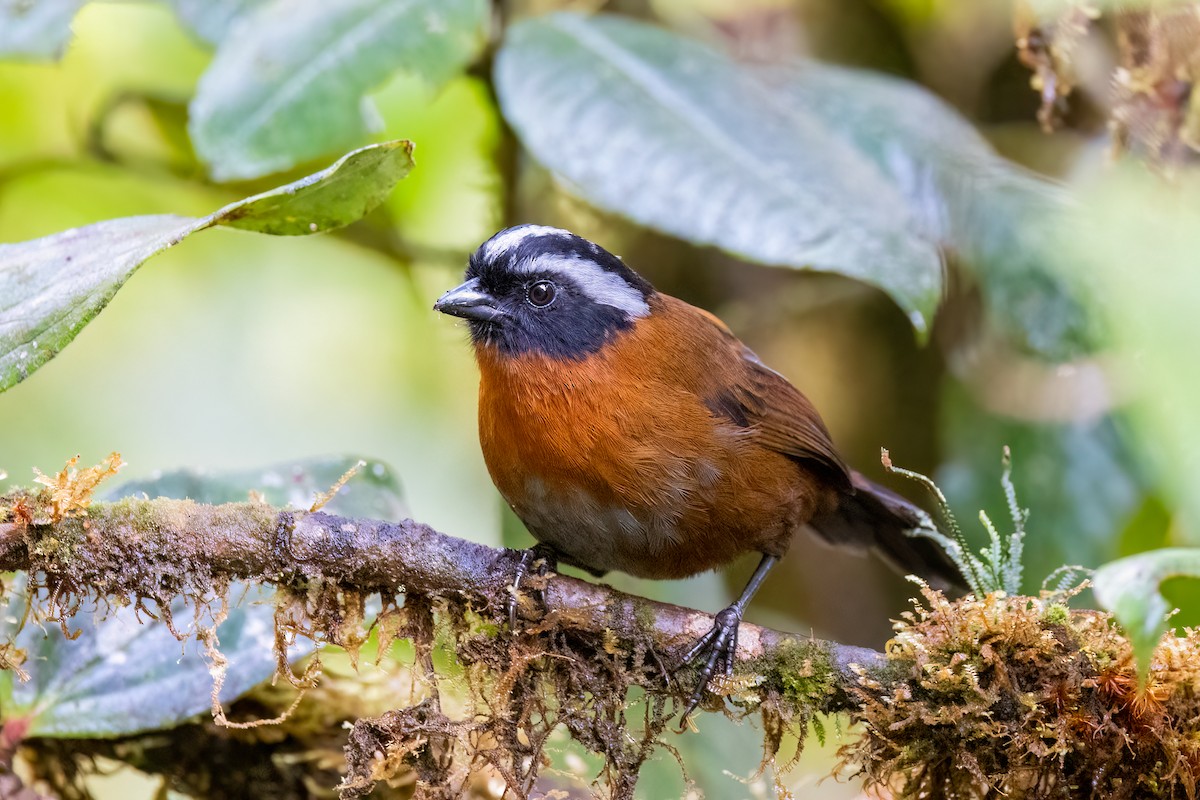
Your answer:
(516, 253), (650, 318)
(482, 225), (572, 260)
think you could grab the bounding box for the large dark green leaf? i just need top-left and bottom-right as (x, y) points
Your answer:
(0, 140), (413, 393)
(755, 62), (1098, 360)
(0, 574), (291, 738)
(496, 13), (1101, 356)
(0, 0), (84, 60)
(495, 13), (942, 335)
(1093, 548), (1200, 681)
(188, 0), (488, 181)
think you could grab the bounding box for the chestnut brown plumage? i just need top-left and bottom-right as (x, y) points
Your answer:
(435, 225), (961, 717)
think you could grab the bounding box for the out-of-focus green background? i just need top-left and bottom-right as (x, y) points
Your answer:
(3, 0), (1199, 796)
(0, 3), (500, 539)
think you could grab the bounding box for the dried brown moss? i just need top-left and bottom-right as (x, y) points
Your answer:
(840, 587), (1200, 799)
(340, 595), (682, 800)
(336, 592), (840, 798)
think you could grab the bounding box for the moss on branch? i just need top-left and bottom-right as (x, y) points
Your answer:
(0, 490), (877, 797)
(3, 490), (1199, 799)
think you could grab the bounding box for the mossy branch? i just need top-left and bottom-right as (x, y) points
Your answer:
(4, 489), (1199, 799)
(0, 492), (880, 710)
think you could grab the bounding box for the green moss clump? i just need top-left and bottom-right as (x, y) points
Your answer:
(840, 587), (1200, 799)
(770, 639), (836, 706)
(1040, 601), (1070, 626)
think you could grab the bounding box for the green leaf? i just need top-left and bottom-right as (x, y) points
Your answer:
(496, 14), (1100, 357)
(188, 0), (488, 181)
(214, 139), (415, 235)
(0, 574), (297, 738)
(0, 139), (413, 393)
(1093, 548), (1200, 681)
(104, 455), (407, 522)
(754, 62), (1099, 360)
(0, 0), (85, 60)
(0, 214), (199, 392)
(166, 0), (270, 46)
(495, 13), (942, 334)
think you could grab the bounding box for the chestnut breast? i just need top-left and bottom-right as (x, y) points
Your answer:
(475, 295), (838, 580)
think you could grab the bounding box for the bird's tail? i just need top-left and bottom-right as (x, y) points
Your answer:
(807, 470), (965, 592)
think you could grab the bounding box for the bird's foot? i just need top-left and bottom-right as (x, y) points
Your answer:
(506, 544), (558, 629)
(676, 605), (742, 724)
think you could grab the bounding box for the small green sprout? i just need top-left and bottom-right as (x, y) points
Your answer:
(881, 446), (1084, 597)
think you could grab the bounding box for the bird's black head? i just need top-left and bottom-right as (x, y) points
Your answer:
(434, 225), (656, 359)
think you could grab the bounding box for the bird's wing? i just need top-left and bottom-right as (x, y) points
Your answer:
(736, 349), (852, 489)
(683, 303), (852, 490)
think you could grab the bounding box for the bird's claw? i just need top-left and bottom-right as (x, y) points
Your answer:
(677, 606), (742, 724)
(506, 546), (557, 629)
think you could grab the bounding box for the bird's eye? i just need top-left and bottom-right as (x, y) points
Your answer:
(526, 280), (557, 308)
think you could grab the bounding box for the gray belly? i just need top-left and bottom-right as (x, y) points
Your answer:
(509, 479), (683, 577)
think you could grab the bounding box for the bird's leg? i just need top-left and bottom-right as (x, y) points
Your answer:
(678, 553), (779, 722)
(507, 543), (560, 629)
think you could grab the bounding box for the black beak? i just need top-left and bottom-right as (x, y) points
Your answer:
(434, 278), (506, 323)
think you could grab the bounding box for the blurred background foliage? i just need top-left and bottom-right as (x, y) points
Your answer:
(2, 0), (1199, 797)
